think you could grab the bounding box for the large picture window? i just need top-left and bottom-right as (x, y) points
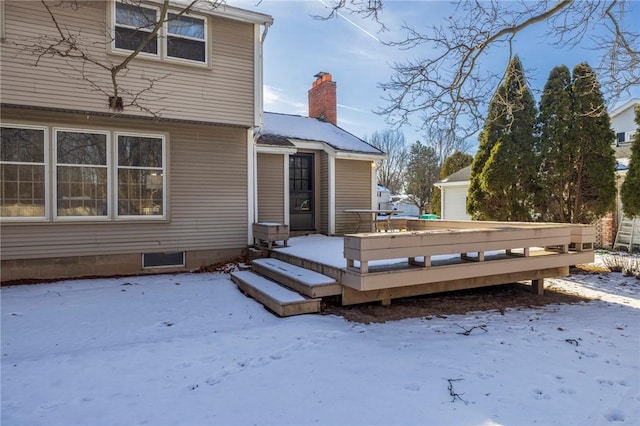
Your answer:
(117, 134), (164, 217)
(166, 13), (206, 63)
(0, 126), (47, 218)
(114, 2), (159, 55)
(1, 126), (166, 222)
(55, 130), (109, 218)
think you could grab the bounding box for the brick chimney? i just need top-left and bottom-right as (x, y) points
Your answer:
(308, 72), (337, 125)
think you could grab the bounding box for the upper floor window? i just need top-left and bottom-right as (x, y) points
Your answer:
(112, 1), (208, 65)
(115, 2), (159, 56)
(167, 13), (207, 63)
(0, 126), (47, 219)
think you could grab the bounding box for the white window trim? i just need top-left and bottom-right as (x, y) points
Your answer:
(114, 132), (167, 221)
(164, 11), (209, 66)
(111, 0), (161, 60)
(109, 1), (209, 68)
(0, 0), (6, 41)
(626, 131), (636, 143)
(53, 127), (111, 221)
(2, 125), (168, 223)
(0, 123), (50, 222)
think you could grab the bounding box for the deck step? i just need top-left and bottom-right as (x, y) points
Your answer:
(251, 258), (341, 298)
(230, 270), (321, 317)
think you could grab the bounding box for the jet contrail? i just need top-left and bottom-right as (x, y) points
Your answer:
(317, 0), (381, 42)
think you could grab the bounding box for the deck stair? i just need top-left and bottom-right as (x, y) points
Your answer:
(231, 258), (339, 317)
(251, 258), (340, 298)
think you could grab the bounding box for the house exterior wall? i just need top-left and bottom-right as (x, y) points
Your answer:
(396, 200), (420, 217)
(1, 1), (256, 126)
(376, 186), (392, 210)
(1, 109), (249, 281)
(441, 185), (471, 220)
(611, 105), (638, 140)
(257, 153), (285, 223)
(335, 159), (372, 234)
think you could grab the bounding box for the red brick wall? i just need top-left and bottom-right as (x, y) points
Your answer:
(597, 212), (616, 248)
(308, 73), (337, 125)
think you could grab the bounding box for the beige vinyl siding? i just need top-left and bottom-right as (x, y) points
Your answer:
(335, 159), (372, 234)
(256, 153), (285, 223)
(0, 109), (248, 260)
(319, 152), (329, 234)
(1, 1), (255, 126)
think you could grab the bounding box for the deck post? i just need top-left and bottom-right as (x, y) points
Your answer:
(532, 278), (544, 295)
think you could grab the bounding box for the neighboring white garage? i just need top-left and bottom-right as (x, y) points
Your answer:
(433, 166), (471, 220)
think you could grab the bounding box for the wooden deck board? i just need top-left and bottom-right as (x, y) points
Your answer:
(341, 266), (569, 305)
(231, 271), (321, 316)
(342, 250), (592, 291)
(252, 258), (340, 298)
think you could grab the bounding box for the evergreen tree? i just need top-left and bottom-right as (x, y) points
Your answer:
(405, 141), (440, 215)
(537, 65), (573, 222)
(620, 106), (640, 217)
(467, 56), (538, 221)
(431, 151), (473, 216)
(566, 63), (616, 223)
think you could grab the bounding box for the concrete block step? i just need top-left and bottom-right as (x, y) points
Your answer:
(230, 270), (321, 317)
(251, 258), (341, 298)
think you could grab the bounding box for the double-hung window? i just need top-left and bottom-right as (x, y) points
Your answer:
(114, 2), (159, 56)
(113, 1), (208, 65)
(166, 13), (207, 63)
(55, 130), (109, 218)
(0, 126), (47, 219)
(116, 134), (165, 217)
(1, 125), (166, 221)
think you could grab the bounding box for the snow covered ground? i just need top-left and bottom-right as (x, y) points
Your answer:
(2, 236), (639, 426)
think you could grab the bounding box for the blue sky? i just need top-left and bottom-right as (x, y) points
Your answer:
(229, 0), (640, 152)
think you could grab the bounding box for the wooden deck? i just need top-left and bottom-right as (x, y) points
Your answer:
(244, 220), (596, 309)
(339, 220), (594, 304)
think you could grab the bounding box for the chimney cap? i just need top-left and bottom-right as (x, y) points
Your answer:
(314, 71), (330, 79)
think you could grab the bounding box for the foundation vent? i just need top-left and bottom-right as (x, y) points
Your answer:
(142, 252), (185, 268)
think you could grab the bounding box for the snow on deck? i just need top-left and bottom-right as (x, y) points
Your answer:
(232, 271), (306, 304)
(252, 258), (335, 286)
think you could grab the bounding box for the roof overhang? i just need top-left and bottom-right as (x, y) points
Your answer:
(256, 145), (297, 155)
(156, 0), (274, 25)
(434, 180), (470, 188)
(289, 139), (385, 161)
(609, 98), (640, 118)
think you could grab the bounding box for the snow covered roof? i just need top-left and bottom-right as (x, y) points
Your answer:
(435, 165), (472, 185)
(260, 112), (384, 156)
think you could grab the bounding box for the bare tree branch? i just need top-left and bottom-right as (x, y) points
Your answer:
(13, 0), (222, 116)
(320, 0), (639, 139)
